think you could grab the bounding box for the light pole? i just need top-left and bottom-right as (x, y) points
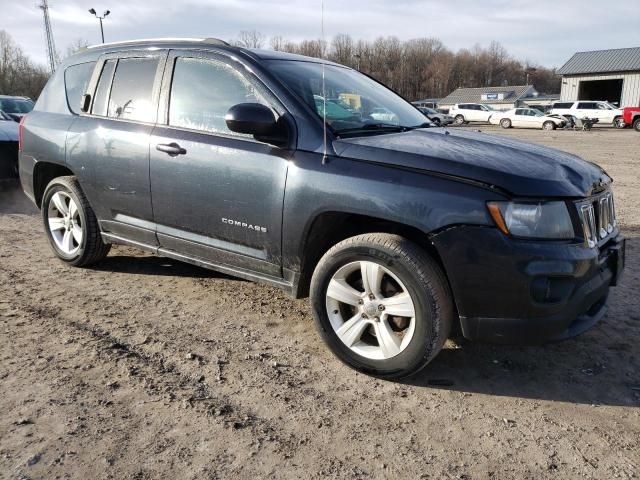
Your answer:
(88, 8), (110, 43)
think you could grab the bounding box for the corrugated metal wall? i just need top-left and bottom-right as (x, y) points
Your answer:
(560, 72), (640, 106)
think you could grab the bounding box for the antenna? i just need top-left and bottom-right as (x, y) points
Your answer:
(321, 0), (328, 164)
(38, 0), (58, 73)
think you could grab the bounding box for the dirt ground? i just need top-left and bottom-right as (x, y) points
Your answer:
(1, 125), (639, 480)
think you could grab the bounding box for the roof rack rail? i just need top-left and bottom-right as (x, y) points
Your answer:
(87, 37), (230, 49)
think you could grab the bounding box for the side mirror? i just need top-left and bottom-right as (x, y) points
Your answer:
(225, 103), (277, 136)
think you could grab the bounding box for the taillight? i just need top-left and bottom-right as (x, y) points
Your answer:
(18, 115), (25, 152)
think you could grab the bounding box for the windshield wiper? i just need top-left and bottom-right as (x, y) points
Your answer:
(336, 123), (414, 137)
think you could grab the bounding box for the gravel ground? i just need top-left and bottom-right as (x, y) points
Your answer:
(0, 125), (639, 480)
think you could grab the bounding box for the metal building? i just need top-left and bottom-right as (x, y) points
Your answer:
(557, 47), (640, 107)
(438, 85), (539, 111)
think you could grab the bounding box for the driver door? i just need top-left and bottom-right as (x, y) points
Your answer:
(149, 50), (290, 278)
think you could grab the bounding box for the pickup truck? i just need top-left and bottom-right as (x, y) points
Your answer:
(622, 107), (640, 131)
(19, 38), (625, 379)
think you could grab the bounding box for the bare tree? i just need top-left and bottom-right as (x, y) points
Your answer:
(236, 30), (266, 49)
(64, 38), (90, 59)
(0, 30), (49, 100)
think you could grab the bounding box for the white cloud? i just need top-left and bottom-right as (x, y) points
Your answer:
(3, 0), (638, 68)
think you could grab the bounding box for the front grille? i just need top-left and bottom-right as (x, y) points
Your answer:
(579, 191), (616, 248)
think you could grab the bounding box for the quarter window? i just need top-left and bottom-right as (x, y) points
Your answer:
(169, 57), (268, 136)
(64, 62), (96, 114)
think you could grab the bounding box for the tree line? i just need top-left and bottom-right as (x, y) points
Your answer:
(234, 31), (561, 100)
(0, 28), (560, 102)
(0, 30), (49, 100)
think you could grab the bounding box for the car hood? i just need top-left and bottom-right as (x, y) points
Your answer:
(0, 120), (18, 141)
(333, 128), (609, 197)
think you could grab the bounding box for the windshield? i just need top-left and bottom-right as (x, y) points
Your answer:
(265, 60), (430, 135)
(0, 98), (33, 114)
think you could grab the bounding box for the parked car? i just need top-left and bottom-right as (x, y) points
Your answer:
(549, 101), (624, 128)
(621, 107), (640, 131)
(19, 38), (625, 379)
(417, 106), (454, 126)
(489, 108), (566, 130)
(449, 103), (496, 125)
(369, 106), (398, 124)
(0, 95), (34, 122)
(0, 110), (19, 177)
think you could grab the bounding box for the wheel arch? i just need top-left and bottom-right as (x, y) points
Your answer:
(293, 211), (450, 300)
(33, 162), (75, 208)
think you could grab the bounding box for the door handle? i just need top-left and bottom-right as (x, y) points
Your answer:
(156, 142), (187, 156)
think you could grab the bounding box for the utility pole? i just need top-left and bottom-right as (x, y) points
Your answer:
(38, 0), (57, 73)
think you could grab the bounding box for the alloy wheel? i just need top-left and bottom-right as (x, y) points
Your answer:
(47, 191), (83, 255)
(325, 260), (416, 360)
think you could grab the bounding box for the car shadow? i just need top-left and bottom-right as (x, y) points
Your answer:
(0, 179), (38, 215)
(93, 254), (239, 281)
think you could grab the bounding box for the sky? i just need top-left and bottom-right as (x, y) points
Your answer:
(2, 0), (639, 69)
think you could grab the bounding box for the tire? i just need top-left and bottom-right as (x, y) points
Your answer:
(453, 115), (465, 126)
(41, 176), (110, 267)
(613, 116), (624, 129)
(633, 118), (640, 132)
(310, 233), (454, 379)
(543, 121), (556, 131)
(500, 118), (511, 129)
(431, 117), (441, 126)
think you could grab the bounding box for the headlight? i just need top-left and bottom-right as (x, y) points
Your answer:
(487, 201), (574, 239)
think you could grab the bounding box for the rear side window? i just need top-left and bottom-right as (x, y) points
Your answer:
(92, 60), (116, 116)
(168, 57), (268, 136)
(64, 62), (96, 114)
(553, 102), (574, 109)
(107, 58), (159, 122)
(577, 102), (596, 109)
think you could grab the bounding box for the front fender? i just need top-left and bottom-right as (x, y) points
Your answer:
(282, 150), (505, 272)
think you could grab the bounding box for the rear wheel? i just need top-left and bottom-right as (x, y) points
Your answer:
(310, 233), (454, 379)
(543, 120), (556, 130)
(500, 118), (512, 129)
(42, 176), (110, 266)
(453, 115), (465, 126)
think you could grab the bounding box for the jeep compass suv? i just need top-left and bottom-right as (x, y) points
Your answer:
(19, 38), (625, 378)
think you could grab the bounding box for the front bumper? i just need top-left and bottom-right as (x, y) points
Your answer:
(432, 226), (625, 344)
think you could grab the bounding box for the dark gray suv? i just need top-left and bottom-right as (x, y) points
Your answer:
(19, 38), (624, 378)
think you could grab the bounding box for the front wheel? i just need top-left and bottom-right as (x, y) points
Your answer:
(42, 176), (110, 266)
(453, 115), (465, 126)
(633, 118), (640, 132)
(613, 116), (624, 129)
(310, 233), (454, 379)
(543, 121), (556, 130)
(500, 118), (512, 129)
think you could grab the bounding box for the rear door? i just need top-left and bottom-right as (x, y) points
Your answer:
(575, 101), (597, 119)
(67, 50), (167, 245)
(148, 50), (290, 278)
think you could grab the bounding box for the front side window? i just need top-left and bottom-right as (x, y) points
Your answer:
(265, 59), (429, 135)
(107, 57), (159, 122)
(169, 57), (269, 136)
(64, 62), (96, 114)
